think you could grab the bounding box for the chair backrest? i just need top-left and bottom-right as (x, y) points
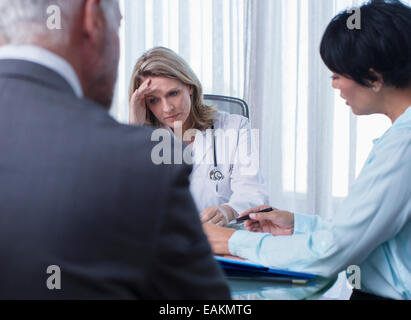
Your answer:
(203, 94), (250, 119)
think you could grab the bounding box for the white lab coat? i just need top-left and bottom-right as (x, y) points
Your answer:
(189, 111), (269, 215)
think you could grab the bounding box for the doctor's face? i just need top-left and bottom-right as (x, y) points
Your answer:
(145, 76), (193, 131)
(331, 72), (380, 116)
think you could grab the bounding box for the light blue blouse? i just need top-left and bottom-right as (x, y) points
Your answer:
(229, 106), (411, 300)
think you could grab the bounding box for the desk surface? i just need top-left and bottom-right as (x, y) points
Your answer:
(225, 224), (336, 300)
(227, 276), (336, 300)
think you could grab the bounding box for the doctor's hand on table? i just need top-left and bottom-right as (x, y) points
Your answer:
(203, 205), (295, 255)
(200, 205), (237, 227)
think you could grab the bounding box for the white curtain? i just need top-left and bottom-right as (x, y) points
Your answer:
(111, 0), (247, 123)
(246, 0), (395, 218)
(111, 0), (408, 219)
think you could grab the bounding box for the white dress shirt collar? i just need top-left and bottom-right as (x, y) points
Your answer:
(0, 45), (83, 98)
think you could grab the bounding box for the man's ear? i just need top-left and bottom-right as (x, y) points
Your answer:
(369, 69), (384, 93)
(82, 0), (106, 47)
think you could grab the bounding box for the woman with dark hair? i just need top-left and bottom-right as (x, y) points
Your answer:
(204, 0), (411, 300)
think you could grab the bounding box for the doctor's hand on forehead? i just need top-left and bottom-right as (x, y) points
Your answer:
(200, 205), (237, 227)
(129, 78), (157, 126)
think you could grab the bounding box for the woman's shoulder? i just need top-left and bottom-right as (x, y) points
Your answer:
(214, 110), (249, 130)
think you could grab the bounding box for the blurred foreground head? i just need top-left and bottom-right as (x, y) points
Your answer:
(0, 0), (122, 109)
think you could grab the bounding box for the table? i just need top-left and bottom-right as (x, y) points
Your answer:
(225, 224), (337, 300)
(227, 276), (337, 300)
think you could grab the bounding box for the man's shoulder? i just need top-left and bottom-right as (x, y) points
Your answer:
(59, 96), (155, 142)
(77, 103), (193, 180)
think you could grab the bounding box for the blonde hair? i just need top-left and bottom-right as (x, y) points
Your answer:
(129, 47), (216, 131)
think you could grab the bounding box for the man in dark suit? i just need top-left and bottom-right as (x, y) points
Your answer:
(0, 0), (230, 299)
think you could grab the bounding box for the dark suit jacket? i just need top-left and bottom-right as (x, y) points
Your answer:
(0, 59), (230, 299)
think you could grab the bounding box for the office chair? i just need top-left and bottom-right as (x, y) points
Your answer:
(203, 94), (250, 119)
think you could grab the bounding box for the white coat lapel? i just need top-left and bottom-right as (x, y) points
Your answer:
(192, 129), (214, 165)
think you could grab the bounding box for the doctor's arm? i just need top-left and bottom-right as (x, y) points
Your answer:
(200, 205), (237, 227)
(224, 117), (269, 214)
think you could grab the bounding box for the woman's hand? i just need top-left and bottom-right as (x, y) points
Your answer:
(201, 205), (236, 227)
(240, 205), (295, 236)
(129, 78), (156, 125)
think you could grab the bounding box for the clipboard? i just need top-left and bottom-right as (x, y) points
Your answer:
(215, 256), (316, 284)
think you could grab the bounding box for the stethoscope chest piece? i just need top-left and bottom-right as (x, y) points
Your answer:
(209, 124), (225, 182)
(209, 167), (224, 181)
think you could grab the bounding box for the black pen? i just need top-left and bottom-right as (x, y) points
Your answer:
(231, 207), (273, 224)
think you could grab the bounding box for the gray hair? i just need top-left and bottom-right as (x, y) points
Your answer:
(0, 0), (117, 46)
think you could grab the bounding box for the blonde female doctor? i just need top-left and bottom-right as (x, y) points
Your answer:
(128, 47), (268, 226)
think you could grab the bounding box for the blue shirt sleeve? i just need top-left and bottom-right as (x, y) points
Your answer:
(293, 213), (330, 234)
(228, 126), (411, 280)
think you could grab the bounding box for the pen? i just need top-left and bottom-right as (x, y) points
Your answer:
(227, 275), (308, 285)
(232, 207), (273, 224)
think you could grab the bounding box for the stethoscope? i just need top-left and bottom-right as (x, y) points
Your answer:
(209, 125), (225, 182)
